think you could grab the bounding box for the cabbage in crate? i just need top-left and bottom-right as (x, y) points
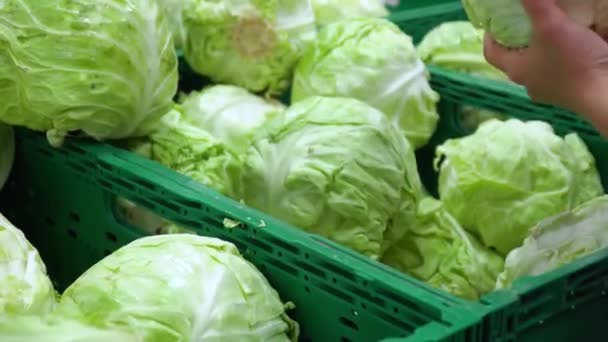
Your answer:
(310, 0), (389, 26)
(0, 213), (56, 315)
(0, 0), (178, 146)
(181, 0), (317, 95)
(128, 107), (242, 197)
(179, 85), (286, 154)
(240, 96), (423, 259)
(56, 235), (299, 342)
(382, 197), (504, 300)
(417, 21), (507, 81)
(497, 195), (608, 289)
(292, 18), (440, 149)
(416, 21), (510, 132)
(435, 119), (604, 255)
(462, 0), (606, 48)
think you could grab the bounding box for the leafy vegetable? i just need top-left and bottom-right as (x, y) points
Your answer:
(240, 96), (423, 259)
(56, 235), (299, 342)
(382, 197), (504, 300)
(179, 85), (285, 154)
(497, 195), (608, 289)
(0, 213), (56, 315)
(435, 119), (604, 255)
(462, 0), (598, 47)
(0, 315), (137, 342)
(129, 107), (241, 197)
(310, 0), (388, 26)
(181, 0), (317, 94)
(417, 21), (506, 80)
(155, 0), (188, 49)
(0, 124), (14, 190)
(417, 21), (509, 132)
(0, 0), (179, 146)
(292, 18), (439, 149)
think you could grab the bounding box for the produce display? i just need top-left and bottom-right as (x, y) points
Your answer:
(1, 0), (608, 340)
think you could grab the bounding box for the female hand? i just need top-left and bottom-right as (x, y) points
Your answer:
(483, 0), (608, 135)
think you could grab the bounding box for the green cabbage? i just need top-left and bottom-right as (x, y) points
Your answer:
(0, 213), (56, 315)
(382, 198), (504, 300)
(417, 21), (506, 80)
(435, 119), (604, 255)
(129, 108), (241, 197)
(181, 0), (317, 95)
(462, 0), (596, 47)
(417, 21), (509, 132)
(179, 85), (286, 154)
(292, 18), (439, 149)
(0, 315), (137, 342)
(0, 0), (178, 146)
(311, 0), (388, 26)
(155, 0), (188, 50)
(240, 96), (423, 259)
(0, 124), (14, 190)
(497, 195), (608, 289)
(56, 235), (299, 342)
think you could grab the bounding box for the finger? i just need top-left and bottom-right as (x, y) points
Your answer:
(484, 34), (518, 69)
(521, 0), (569, 36)
(483, 34), (528, 84)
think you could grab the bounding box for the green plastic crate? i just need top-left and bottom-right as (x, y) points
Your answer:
(388, 3), (608, 340)
(0, 128), (485, 342)
(388, 2), (467, 43)
(385, 0), (461, 14)
(414, 68), (608, 342)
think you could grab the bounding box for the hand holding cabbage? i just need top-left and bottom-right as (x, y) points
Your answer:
(470, 0), (608, 135)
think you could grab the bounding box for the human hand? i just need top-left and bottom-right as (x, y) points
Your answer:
(483, 0), (608, 135)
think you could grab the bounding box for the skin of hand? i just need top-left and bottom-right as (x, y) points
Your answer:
(483, 0), (608, 136)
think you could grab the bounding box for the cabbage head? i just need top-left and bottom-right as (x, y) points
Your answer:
(0, 0), (178, 146)
(382, 197), (504, 300)
(417, 21), (506, 80)
(56, 235), (299, 342)
(0, 124), (14, 190)
(129, 107), (241, 197)
(0, 213), (56, 315)
(311, 0), (388, 26)
(155, 0), (188, 49)
(179, 85), (286, 154)
(181, 0), (317, 95)
(0, 315), (137, 342)
(417, 21), (509, 132)
(435, 119), (604, 255)
(292, 18), (439, 149)
(240, 96), (423, 259)
(462, 0), (599, 47)
(497, 195), (608, 289)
